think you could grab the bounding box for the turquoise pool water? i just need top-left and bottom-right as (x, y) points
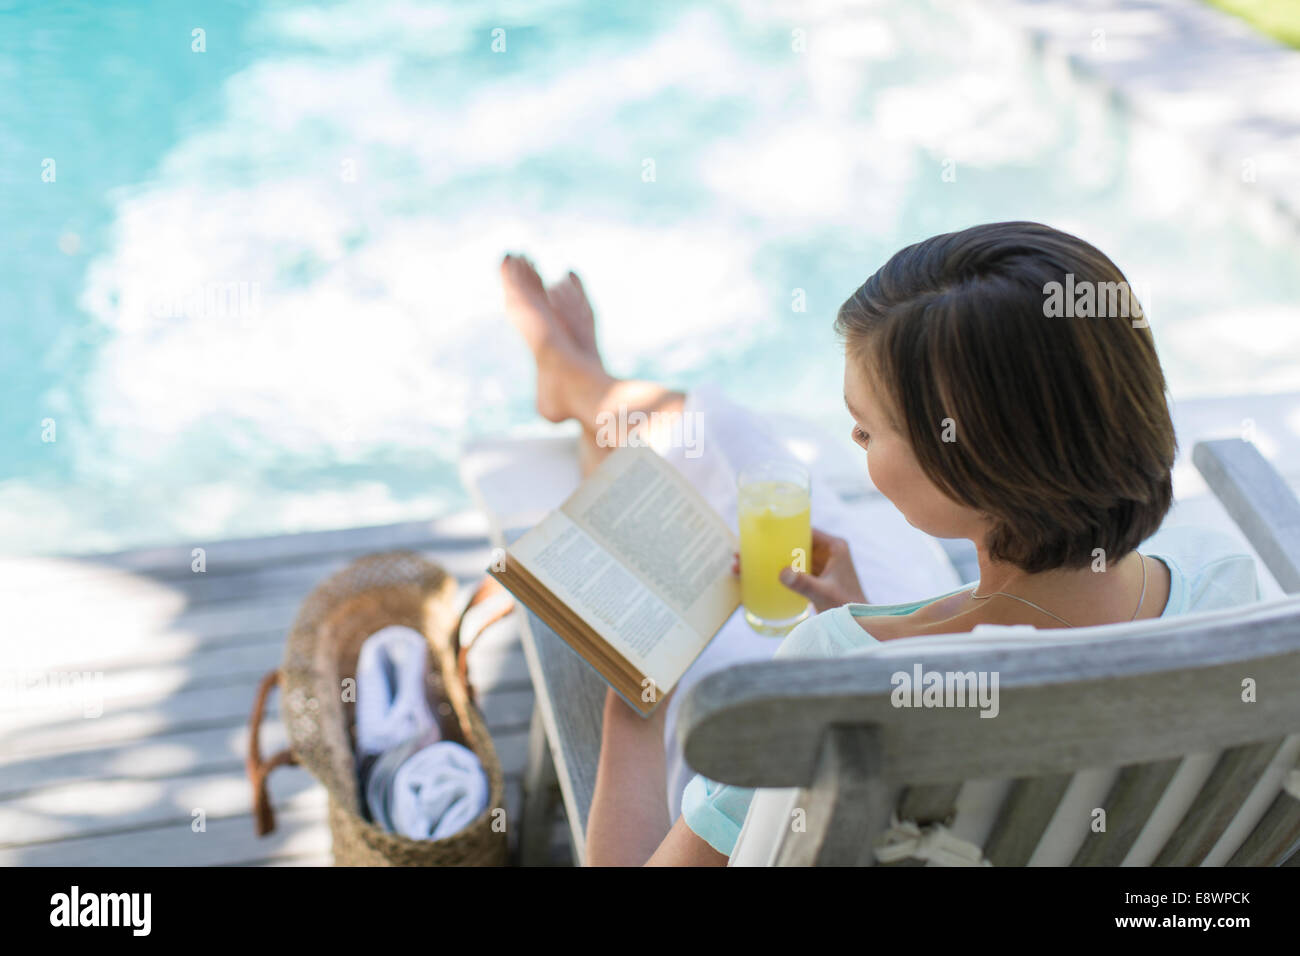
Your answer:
(4, 0), (1300, 556)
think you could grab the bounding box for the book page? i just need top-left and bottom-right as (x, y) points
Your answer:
(509, 509), (706, 691)
(559, 445), (740, 639)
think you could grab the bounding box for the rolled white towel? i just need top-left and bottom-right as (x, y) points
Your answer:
(354, 625), (438, 757)
(388, 740), (490, 840)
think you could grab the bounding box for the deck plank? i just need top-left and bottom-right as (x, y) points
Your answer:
(1, 722), (529, 805)
(0, 513), (491, 584)
(0, 632), (529, 732)
(4, 547), (494, 618)
(0, 762), (531, 849)
(1, 723), (290, 799)
(0, 798), (334, 867)
(1, 767), (532, 866)
(1, 681), (535, 758)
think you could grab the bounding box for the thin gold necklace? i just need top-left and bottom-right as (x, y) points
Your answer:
(968, 554), (1148, 628)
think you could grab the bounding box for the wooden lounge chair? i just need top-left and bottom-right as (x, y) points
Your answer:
(463, 424), (1299, 865)
(681, 439), (1300, 866)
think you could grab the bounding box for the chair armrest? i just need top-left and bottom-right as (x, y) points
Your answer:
(502, 527), (606, 865)
(515, 608), (606, 864)
(1192, 439), (1300, 594)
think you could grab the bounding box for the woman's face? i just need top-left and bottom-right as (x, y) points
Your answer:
(843, 354), (980, 541)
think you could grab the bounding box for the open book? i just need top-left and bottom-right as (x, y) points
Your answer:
(489, 445), (740, 716)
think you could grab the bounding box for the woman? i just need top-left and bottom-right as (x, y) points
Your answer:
(499, 221), (1259, 866)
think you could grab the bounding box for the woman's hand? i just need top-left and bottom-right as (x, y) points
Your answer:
(784, 528), (868, 611)
(733, 527), (867, 613)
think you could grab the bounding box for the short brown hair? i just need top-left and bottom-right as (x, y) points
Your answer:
(835, 221), (1176, 573)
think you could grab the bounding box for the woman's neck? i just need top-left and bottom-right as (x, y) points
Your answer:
(970, 544), (1146, 625)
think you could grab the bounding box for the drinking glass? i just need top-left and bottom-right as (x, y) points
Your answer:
(738, 460), (812, 635)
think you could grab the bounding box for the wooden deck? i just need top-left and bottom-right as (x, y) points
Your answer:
(0, 514), (573, 866)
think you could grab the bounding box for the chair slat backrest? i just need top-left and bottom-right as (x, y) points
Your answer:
(1070, 760), (1180, 865)
(1228, 780), (1300, 866)
(680, 595), (1300, 866)
(1152, 741), (1285, 865)
(982, 775), (1073, 866)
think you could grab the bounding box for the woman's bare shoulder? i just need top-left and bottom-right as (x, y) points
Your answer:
(847, 589), (980, 642)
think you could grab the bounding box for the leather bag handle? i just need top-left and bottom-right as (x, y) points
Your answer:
(247, 668), (299, 837)
(454, 577), (515, 702)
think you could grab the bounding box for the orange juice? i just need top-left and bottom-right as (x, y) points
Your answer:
(738, 470), (811, 634)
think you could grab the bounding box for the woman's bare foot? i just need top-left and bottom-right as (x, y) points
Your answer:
(501, 253), (560, 353)
(543, 268), (611, 475)
(547, 271), (598, 358)
(501, 252), (684, 478)
(501, 253), (609, 423)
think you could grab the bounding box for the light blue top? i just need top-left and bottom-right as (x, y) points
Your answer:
(679, 524), (1262, 857)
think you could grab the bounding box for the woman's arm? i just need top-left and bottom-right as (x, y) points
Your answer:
(585, 687), (728, 866)
(645, 817), (729, 866)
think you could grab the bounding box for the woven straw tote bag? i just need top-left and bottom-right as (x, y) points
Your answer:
(246, 551), (512, 866)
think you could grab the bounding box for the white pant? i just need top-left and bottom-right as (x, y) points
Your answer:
(652, 384), (963, 820)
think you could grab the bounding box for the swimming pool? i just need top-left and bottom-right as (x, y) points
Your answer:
(4, 0), (1300, 556)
